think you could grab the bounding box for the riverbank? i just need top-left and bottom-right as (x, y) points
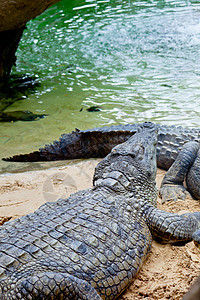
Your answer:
(0, 160), (200, 299)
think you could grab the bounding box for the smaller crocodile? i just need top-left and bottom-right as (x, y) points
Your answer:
(3, 122), (200, 203)
(0, 122), (200, 299)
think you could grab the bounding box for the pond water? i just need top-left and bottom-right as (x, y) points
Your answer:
(1, 0), (200, 174)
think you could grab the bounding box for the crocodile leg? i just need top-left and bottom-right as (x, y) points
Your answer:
(3, 272), (102, 300)
(186, 148), (200, 200)
(144, 204), (200, 245)
(159, 141), (199, 203)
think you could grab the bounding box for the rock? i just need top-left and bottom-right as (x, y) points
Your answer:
(0, 110), (47, 122)
(0, 0), (61, 32)
(0, 0), (61, 80)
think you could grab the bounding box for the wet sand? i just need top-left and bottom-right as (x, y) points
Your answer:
(0, 160), (200, 299)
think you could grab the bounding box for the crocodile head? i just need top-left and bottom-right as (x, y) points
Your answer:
(93, 122), (158, 203)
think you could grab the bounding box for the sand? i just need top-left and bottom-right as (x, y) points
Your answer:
(0, 159), (200, 299)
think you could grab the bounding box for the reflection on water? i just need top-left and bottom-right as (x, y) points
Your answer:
(0, 75), (40, 112)
(1, 0), (200, 173)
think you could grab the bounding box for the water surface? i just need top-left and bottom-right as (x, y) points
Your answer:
(1, 0), (200, 173)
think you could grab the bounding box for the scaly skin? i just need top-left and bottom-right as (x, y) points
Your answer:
(0, 122), (200, 299)
(3, 122), (200, 202)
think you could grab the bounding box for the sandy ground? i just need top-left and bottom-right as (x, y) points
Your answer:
(0, 159), (200, 299)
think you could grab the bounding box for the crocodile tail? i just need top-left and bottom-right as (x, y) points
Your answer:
(2, 130), (84, 162)
(2, 151), (44, 162)
(38, 129), (133, 160)
(2, 128), (134, 162)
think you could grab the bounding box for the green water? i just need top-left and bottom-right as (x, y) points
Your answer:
(1, 0), (200, 173)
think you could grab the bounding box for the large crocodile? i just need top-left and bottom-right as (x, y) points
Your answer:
(1, 122), (200, 299)
(3, 122), (200, 202)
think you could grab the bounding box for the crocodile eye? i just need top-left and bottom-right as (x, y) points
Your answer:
(111, 148), (117, 155)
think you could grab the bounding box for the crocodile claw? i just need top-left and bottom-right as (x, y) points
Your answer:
(159, 185), (192, 203)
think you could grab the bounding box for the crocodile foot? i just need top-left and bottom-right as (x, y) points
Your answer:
(159, 184), (192, 203)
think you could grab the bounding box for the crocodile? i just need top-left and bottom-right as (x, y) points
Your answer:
(1, 122), (200, 299)
(3, 122), (200, 203)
